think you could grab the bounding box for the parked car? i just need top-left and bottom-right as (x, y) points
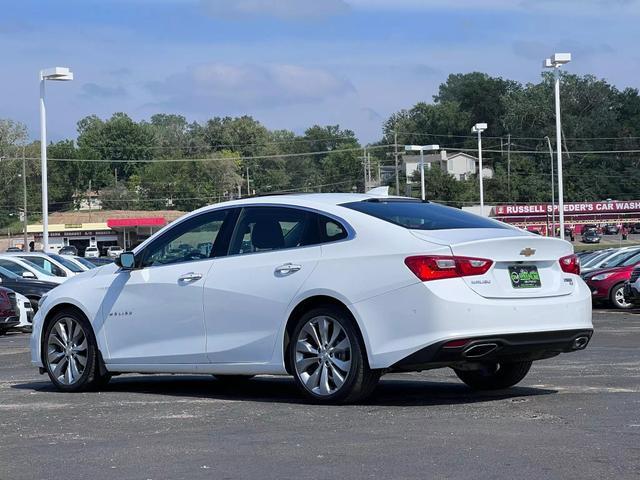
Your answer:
(5, 247), (23, 252)
(0, 256), (66, 284)
(31, 194), (593, 403)
(0, 287), (19, 334)
(47, 254), (88, 273)
(0, 266), (59, 313)
(580, 247), (640, 276)
(582, 254), (640, 308)
(106, 246), (124, 258)
(70, 256), (97, 270)
(604, 225), (620, 235)
(84, 246), (99, 258)
(58, 245), (78, 256)
(630, 223), (640, 234)
(14, 291), (34, 332)
(2, 252), (77, 278)
(582, 230), (601, 244)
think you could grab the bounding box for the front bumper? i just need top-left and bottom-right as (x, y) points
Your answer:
(0, 316), (20, 331)
(391, 329), (594, 371)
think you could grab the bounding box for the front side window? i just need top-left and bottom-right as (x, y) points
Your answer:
(19, 256), (66, 277)
(141, 210), (229, 267)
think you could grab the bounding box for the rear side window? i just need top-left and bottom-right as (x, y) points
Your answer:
(342, 200), (509, 231)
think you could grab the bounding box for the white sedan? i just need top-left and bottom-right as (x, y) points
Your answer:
(31, 194), (593, 403)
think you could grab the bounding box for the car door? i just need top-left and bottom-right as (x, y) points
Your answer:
(203, 206), (324, 363)
(101, 209), (233, 365)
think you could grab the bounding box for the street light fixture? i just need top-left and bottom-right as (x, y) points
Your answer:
(405, 144), (440, 201)
(471, 123), (487, 216)
(40, 67), (73, 252)
(543, 53), (571, 240)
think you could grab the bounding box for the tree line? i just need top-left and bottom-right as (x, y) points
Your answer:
(1, 70), (639, 230)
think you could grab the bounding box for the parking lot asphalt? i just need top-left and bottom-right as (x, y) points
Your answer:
(1, 311), (639, 480)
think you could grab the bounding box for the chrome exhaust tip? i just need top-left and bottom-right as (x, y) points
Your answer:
(573, 336), (589, 350)
(463, 343), (498, 358)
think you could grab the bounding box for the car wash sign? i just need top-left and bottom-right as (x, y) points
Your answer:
(494, 200), (640, 216)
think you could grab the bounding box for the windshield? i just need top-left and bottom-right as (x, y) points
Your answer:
(342, 200), (510, 231)
(73, 256), (96, 269)
(600, 250), (640, 268)
(583, 251), (612, 267)
(0, 265), (20, 280)
(617, 251), (640, 267)
(49, 254), (84, 272)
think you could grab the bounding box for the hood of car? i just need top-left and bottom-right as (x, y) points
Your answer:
(583, 264), (633, 279)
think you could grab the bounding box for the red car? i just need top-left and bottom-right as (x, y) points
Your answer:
(583, 262), (639, 309)
(0, 287), (19, 334)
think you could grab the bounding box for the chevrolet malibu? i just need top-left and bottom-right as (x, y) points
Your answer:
(31, 194), (593, 403)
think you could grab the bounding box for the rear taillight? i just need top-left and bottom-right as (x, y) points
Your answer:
(404, 255), (493, 281)
(559, 254), (580, 275)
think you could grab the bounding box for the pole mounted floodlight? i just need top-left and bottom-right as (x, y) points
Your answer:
(40, 66), (73, 252)
(543, 53), (571, 240)
(471, 123), (487, 216)
(405, 144), (440, 201)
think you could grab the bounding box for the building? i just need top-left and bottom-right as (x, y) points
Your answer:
(25, 210), (184, 255)
(491, 200), (640, 235)
(403, 150), (493, 182)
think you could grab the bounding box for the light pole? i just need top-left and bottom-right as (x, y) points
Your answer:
(40, 67), (73, 252)
(471, 123), (487, 216)
(545, 136), (556, 236)
(543, 53), (571, 240)
(404, 144), (440, 201)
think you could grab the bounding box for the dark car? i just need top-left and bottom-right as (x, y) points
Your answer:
(5, 247), (23, 252)
(582, 230), (601, 244)
(604, 225), (620, 235)
(630, 223), (640, 234)
(0, 286), (19, 334)
(58, 245), (78, 256)
(0, 266), (58, 312)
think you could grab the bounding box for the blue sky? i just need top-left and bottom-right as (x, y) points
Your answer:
(1, 0), (639, 143)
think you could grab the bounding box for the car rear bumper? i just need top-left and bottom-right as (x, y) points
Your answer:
(350, 274), (592, 369)
(391, 328), (593, 371)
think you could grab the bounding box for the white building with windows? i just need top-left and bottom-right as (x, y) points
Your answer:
(403, 150), (493, 182)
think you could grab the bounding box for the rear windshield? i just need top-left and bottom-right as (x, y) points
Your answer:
(342, 200), (509, 230)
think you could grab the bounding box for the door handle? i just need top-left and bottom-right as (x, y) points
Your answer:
(275, 263), (302, 276)
(178, 272), (203, 282)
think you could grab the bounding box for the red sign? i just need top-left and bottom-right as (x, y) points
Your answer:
(494, 201), (640, 216)
(107, 217), (166, 228)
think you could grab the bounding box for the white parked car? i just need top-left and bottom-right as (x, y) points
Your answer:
(106, 246), (124, 258)
(31, 194), (593, 403)
(14, 292), (34, 332)
(0, 256), (66, 284)
(84, 246), (99, 258)
(3, 252), (77, 279)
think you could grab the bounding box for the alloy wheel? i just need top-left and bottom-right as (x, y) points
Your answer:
(294, 315), (352, 396)
(46, 316), (88, 385)
(614, 287), (631, 308)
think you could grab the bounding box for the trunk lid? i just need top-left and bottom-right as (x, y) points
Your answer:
(411, 228), (574, 298)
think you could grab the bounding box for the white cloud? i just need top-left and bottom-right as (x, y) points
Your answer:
(200, 0), (350, 20)
(146, 63), (355, 111)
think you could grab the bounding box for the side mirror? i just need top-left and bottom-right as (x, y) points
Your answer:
(22, 271), (37, 279)
(116, 252), (136, 270)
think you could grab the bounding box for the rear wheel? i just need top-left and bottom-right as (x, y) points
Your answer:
(610, 283), (632, 309)
(43, 310), (110, 392)
(289, 305), (380, 404)
(454, 361), (532, 390)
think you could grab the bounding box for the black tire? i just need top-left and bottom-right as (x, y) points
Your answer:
(454, 361), (532, 390)
(610, 283), (632, 310)
(289, 305), (380, 404)
(43, 309), (110, 392)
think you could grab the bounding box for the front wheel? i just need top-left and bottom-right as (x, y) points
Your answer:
(610, 284), (632, 309)
(43, 310), (109, 392)
(454, 361), (532, 390)
(289, 306), (380, 404)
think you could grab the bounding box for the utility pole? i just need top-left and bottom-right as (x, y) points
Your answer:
(507, 133), (512, 202)
(546, 136), (556, 236)
(362, 147), (367, 192)
(22, 147), (28, 252)
(246, 165), (250, 196)
(394, 131), (400, 195)
(88, 179), (92, 222)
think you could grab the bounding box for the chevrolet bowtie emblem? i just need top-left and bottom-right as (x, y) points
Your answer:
(520, 248), (536, 257)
